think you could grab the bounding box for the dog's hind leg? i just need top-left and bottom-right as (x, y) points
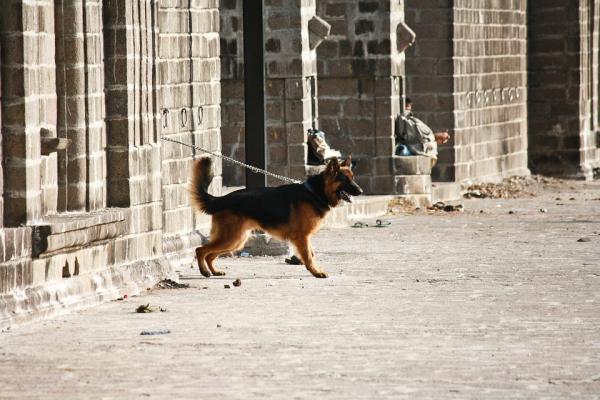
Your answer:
(292, 238), (328, 279)
(198, 213), (251, 277)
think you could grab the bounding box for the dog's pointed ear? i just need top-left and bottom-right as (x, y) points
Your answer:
(325, 157), (340, 176)
(341, 155), (352, 168)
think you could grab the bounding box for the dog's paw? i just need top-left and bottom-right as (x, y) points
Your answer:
(199, 268), (212, 278)
(211, 271), (226, 276)
(312, 271), (328, 279)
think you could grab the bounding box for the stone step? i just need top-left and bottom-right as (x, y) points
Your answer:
(394, 194), (432, 208)
(431, 182), (462, 203)
(393, 155), (432, 175)
(394, 175), (431, 195)
(324, 195), (394, 228)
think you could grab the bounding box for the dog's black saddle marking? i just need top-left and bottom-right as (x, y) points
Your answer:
(210, 174), (331, 228)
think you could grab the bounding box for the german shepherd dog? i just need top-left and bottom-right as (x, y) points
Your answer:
(190, 157), (363, 278)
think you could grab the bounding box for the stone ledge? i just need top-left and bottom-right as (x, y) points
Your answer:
(394, 175), (432, 195)
(325, 195), (394, 228)
(0, 257), (173, 330)
(0, 227), (32, 263)
(394, 194), (432, 208)
(31, 209), (127, 258)
(393, 155), (432, 175)
(431, 182), (462, 203)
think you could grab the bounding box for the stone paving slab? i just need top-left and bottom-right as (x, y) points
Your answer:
(0, 181), (599, 399)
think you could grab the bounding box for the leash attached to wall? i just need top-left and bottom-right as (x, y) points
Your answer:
(160, 137), (301, 185)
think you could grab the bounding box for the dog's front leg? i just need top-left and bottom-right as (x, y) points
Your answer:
(195, 247), (212, 278)
(293, 238), (328, 278)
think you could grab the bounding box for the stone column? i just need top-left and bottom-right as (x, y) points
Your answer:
(158, 0), (221, 264)
(0, 39), (3, 227)
(406, 0), (529, 183)
(1, 0), (57, 225)
(104, 0), (163, 265)
(220, 0), (319, 185)
(316, 0), (404, 194)
(529, 0), (600, 179)
(104, 0), (160, 207)
(55, 0), (88, 211)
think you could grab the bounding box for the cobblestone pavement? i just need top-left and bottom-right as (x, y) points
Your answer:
(1, 181), (600, 399)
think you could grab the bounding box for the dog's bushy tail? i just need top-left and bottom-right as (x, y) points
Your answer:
(190, 157), (219, 215)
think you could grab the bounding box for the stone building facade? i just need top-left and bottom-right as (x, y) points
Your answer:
(1, 1), (599, 326)
(315, 0), (405, 194)
(0, 0), (220, 327)
(529, 0), (600, 179)
(220, 0), (319, 186)
(405, 0), (600, 183)
(405, 0), (530, 183)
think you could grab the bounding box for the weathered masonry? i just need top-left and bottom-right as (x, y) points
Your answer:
(0, 0), (220, 327)
(405, 0), (529, 184)
(405, 0), (600, 183)
(528, 0), (600, 179)
(220, 0), (322, 187)
(1, 1), (600, 327)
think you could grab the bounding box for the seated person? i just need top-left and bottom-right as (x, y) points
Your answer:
(395, 98), (450, 164)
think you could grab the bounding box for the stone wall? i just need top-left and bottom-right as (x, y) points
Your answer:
(0, 0), (221, 328)
(529, 0), (600, 179)
(0, 39), (3, 227)
(158, 0), (221, 263)
(104, 0), (162, 270)
(316, 0), (404, 194)
(404, 1), (454, 181)
(1, 0), (57, 225)
(219, 0), (318, 186)
(55, 0), (107, 213)
(406, 0), (529, 183)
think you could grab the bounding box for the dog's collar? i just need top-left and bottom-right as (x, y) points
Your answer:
(303, 181), (331, 211)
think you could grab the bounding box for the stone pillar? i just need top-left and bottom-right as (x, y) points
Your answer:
(55, 0), (106, 212)
(315, 0), (404, 194)
(104, 0), (163, 265)
(220, 0), (246, 186)
(158, 0), (221, 264)
(406, 0), (529, 183)
(220, 0), (319, 186)
(1, 0), (57, 225)
(0, 39), (3, 227)
(104, 0), (160, 207)
(529, 0), (600, 179)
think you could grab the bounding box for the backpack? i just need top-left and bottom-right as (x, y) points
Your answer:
(396, 113), (437, 158)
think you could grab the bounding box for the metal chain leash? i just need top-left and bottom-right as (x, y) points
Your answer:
(161, 136), (302, 184)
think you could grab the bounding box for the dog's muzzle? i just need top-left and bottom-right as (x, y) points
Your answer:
(339, 182), (363, 203)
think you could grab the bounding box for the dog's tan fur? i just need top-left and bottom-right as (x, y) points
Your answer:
(190, 157), (360, 278)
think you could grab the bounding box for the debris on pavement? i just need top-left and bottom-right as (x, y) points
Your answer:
(428, 202), (464, 212)
(388, 197), (417, 215)
(140, 330), (170, 336)
(577, 237), (592, 242)
(232, 279), (242, 287)
(374, 219), (392, 227)
(463, 176), (539, 199)
(153, 279), (190, 290)
(224, 284), (231, 289)
(135, 304), (167, 313)
(540, 208), (548, 213)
